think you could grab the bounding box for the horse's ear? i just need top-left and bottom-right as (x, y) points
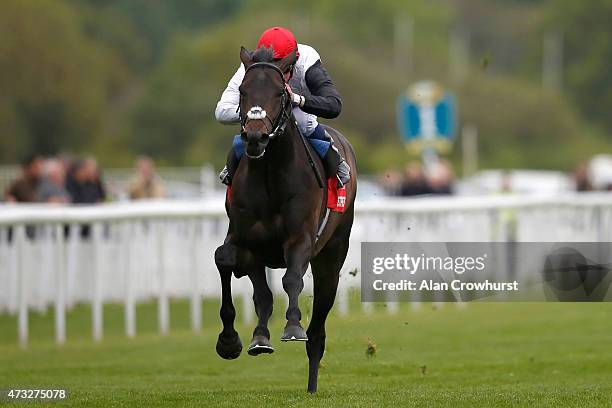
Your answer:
(240, 46), (253, 68)
(277, 50), (298, 74)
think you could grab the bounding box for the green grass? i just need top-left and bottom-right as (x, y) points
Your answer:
(1, 299), (611, 407)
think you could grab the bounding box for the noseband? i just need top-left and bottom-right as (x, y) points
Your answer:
(240, 62), (292, 158)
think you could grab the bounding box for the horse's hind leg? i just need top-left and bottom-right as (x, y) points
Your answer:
(306, 234), (350, 393)
(247, 266), (274, 356)
(214, 243), (242, 359)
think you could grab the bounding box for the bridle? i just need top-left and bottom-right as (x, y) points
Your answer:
(239, 62), (292, 158)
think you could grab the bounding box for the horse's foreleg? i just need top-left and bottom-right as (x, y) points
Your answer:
(247, 266), (274, 355)
(214, 243), (242, 359)
(281, 235), (312, 341)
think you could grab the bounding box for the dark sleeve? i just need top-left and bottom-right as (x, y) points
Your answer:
(302, 60), (342, 119)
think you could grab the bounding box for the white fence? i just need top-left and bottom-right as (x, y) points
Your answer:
(2, 193), (612, 347)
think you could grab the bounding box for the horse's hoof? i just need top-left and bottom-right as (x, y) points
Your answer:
(280, 324), (308, 342)
(247, 335), (274, 356)
(216, 332), (242, 360)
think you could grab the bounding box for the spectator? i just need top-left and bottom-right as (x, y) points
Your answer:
(574, 162), (593, 192)
(427, 159), (454, 195)
(500, 171), (513, 194)
(128, 156), (165, 200)
(38, 159), (70, 204)
(66, 157), (106, 204)
(400, 162), (431, 196)
(380, 169), (403, 196)
(4, 155), (44, 203)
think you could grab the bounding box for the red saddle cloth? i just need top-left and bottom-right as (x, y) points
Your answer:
(226, 179), (346, 213)
(327, 178), (347, 213)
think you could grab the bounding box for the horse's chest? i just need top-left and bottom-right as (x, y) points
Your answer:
(231, 204), (284, 243)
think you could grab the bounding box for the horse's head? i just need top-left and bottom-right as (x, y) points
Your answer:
(238, 46), (297, 159)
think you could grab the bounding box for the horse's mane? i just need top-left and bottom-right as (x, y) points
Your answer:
(251, 47), (275, 63)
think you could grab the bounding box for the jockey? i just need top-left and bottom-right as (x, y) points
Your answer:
(215, 26), (351, 187)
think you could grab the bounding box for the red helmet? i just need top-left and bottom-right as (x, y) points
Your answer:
(257, 27), (299, 59)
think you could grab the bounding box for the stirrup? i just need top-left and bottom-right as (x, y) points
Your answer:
(219, 166), (231, 186)
(337, 160), (351, 187)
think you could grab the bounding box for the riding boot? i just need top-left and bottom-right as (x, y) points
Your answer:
(323, 143), (351, 187)
(219, 147), (240, 186)
(322, 131), (351, 187)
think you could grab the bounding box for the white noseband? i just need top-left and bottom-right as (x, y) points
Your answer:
(247, 106), (267, 120)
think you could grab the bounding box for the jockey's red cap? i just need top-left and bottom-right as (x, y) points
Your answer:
(257, 27), (299, 59)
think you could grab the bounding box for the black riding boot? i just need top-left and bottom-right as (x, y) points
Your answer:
(322, 131), (351, 187)
(219, 147), (240, 186)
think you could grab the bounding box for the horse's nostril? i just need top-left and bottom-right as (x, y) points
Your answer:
(260, 133), (269, 142)
(245, 131), (265, 144)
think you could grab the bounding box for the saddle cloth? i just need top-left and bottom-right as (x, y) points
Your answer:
(326, 178), (347, 213)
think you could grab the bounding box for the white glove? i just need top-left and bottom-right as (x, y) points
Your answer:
(291, 93), (305, 108)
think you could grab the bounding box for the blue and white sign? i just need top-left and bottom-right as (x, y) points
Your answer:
(397, 81), (457, 153)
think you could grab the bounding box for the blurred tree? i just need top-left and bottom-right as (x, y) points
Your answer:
(0, 0), (607, 174)
(549, 0), (612, 135)
(129, 38), (213, 163)
(454, 0), (542, 76)
(73, 2), (151, 75)
(73, 0), (245, 64)
(129, 3), (607, 172)
(0, 0), (110, 162)
(0, 0), (244, 165)
(455, 74), (608, 170)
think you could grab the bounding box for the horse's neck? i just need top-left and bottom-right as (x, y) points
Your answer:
(266, 119), (301, 164)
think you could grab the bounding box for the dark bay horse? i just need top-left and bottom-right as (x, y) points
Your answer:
(214, 46), (357, 393)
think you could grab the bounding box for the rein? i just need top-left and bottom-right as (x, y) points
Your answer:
(240, 62), (292, 142)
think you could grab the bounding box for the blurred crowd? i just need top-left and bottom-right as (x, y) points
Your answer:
(381, 160), (454, 197)
(571, 158), (612, 192)
(5, 154), (609, 205)
(3, 155), (165, 204)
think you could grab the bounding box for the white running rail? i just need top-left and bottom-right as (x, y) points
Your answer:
(2, 193), (612, 347)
